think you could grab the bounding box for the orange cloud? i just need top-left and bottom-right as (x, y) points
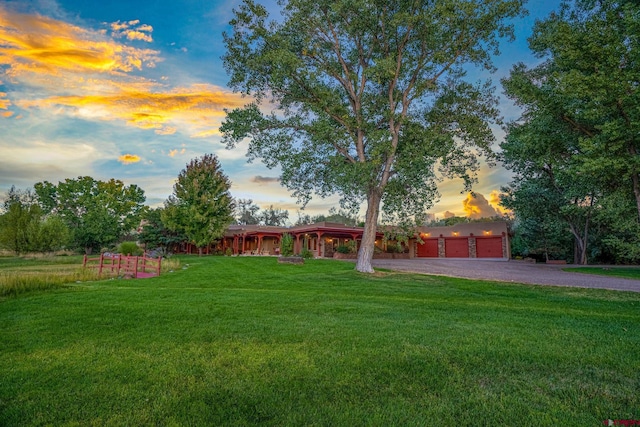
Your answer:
(462, 193), (500, 219)
(0, 7), (159, 78)
(489, 190), (510, 215)
(109, 20), (153, 43)
(16, 84), (247, 137)
(168, 148), (186, 157)
(155, 126), (177, 135)
(118, 154), (141, 164)
(2, 110), (14, 118)
(0, 91), (10, 109)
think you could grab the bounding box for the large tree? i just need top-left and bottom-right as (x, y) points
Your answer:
(221, 0), (524, 272)
(0, 187), (70, 255)
(162, 154), (234, 256)
(501, 0), (640, 263)
(0, 187), (42, 255)
(34, 177), (146, 254)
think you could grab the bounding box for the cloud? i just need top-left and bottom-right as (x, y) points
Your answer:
(155, 126), (177, 135)
(16, 84), (248, 137)
(109, 19), (154, 43)
(0, 7), (160, 79)
(443, 211), (456, 219)
(462, 193), (500, 219)
(252, 176), (280, 184)
(0, 91), (10, 109)
(118, 154), (141, 164)
(488, 190), (510, 215)
(168, 148), (186, 157)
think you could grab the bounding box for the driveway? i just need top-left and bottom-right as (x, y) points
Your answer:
(369, 259), (640, 293)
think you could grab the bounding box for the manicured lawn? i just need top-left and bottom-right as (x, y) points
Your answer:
(1, 256), (638, 426)
(564, 266), (640, 280)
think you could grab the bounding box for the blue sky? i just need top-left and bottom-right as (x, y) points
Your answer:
(0, 0), (562, 221)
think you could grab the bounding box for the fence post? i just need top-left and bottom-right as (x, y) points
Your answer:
(99, 253), (104, 275)
(134, 256), (139, 278)
(157, 257), (162, 277)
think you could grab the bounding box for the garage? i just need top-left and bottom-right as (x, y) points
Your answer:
(444, 238), (469, 258)
(416, 239), (438, 257)
(476, 237), (504, 258)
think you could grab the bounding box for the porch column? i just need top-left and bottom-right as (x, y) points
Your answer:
(258, 235), (263, 254)
(317, 232), (324, 257)
(295, 234), (301, 254)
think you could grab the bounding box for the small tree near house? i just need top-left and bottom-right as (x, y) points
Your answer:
(162, 154), (235, 256)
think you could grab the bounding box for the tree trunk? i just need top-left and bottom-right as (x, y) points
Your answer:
(355, 189), (382, 273)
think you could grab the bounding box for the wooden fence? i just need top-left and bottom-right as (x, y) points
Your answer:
(83, 253), (161, 279)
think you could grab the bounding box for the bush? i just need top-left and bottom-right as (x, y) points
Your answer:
(280, 233), (294, 257)
(117, 241), (143, 256)
(336, 245), (351, 254)
(300, 248), (313, 259)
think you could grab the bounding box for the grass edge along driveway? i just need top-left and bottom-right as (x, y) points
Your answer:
(1, 256), (638, 426)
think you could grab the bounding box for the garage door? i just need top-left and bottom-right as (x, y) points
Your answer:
(445, 238), (469, 258)
(476, 237), (503, 258)
(416, 239), (438, 257)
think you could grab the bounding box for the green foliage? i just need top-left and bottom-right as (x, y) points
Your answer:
(137, 208), (185, 255)
(259, 205), (289, 226)
(34, 177), (146, 254)
(162, 154), (234, 255)
(279, 233), (294, 257)
(0, 187), (42, 255)
(235, 198), (260, 225)
(336, 245), (351, 254)
(501, 0), (640, 264)
(117, 241), (143, 256)
(299, 247), (313, 259)
(221, 0), (525, 272)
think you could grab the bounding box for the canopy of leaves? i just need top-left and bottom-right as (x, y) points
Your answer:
(34, 177), (146, 254)
(501, 0), (640, 263)
(162, 154), (234, 252)
(221, 0), (524, 221)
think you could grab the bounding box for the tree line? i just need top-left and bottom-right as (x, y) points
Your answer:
(0, 153), (355, 256)
(0, 155), (234, 256)
(500, 0), (639, 264)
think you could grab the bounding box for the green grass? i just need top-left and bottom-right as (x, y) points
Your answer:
(1, 256), (638, 426)
(564, 266), (640, 280)
(0, 254), (180, 297)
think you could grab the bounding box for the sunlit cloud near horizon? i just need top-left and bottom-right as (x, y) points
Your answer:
(0, 0), (560, 220)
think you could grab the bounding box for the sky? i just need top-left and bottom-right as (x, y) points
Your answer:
(0, 0), (563, 223)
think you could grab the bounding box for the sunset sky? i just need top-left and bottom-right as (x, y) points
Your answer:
(1, 0), (561, 222)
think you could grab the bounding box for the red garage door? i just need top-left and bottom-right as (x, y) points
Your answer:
(445, 238), (469, 258)
(416, 239), (438, 257)
(476, 237), (503, 258)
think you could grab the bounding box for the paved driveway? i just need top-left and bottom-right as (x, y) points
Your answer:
(369, 259), (640, 293)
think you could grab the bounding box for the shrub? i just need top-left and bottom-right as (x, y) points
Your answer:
(300, 248), (313, 259)
(336, 245), (351, 254)
(280, 233), (294, 257)
(117, 241), (143, 256)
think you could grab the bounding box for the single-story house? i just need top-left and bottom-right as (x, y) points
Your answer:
(208, 221), (510, 260)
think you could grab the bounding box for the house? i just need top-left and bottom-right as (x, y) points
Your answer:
(216, 221), (510, 260)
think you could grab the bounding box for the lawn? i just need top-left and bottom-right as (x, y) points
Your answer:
(564, 266), (640, 280)
(1, 256), (638, 426)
